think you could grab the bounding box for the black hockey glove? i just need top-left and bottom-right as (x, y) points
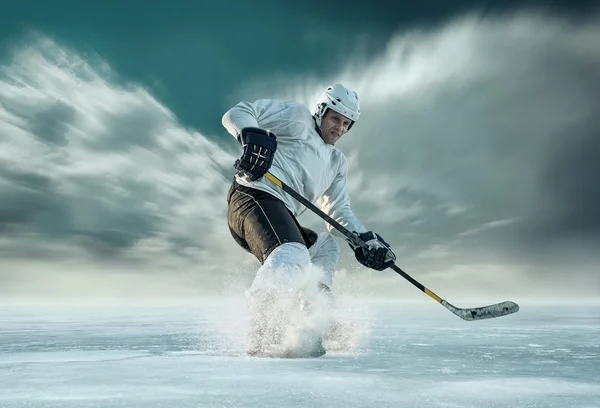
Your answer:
(349, 231), (396, 271)
(234, 127), (277, 181)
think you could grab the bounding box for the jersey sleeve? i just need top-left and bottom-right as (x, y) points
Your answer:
(221, 99), (286, 143)
(318, 155), (368, 238)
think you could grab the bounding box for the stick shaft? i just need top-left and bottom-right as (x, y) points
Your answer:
(263, 171), (518, 320)
(264, 171), (443, 303)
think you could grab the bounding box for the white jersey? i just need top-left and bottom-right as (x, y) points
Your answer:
(222, 98), (367, 237)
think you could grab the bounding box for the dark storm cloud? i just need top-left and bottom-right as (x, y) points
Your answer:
(536, 125), (600, 240)
(0, 36), (239, 270)
(0, 166), (56, 228)
(28, 99), (75, 147)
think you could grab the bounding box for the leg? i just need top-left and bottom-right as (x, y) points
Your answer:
(250, 242), (311, 292)
(307, 232), (340, 290)
(227, 181), (306, 263)
(228, 182), (321, 355)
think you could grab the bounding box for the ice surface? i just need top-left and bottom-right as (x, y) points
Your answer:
(0, 299), (598, 408)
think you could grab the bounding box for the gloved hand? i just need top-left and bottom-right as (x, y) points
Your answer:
(234, 127), (277, 181)
(349, 231), (396, 271)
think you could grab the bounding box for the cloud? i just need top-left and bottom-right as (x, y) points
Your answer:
(2, 9), (599, 301)
(457, 218), (521, 238)
(0, 34), (250, 296)
(238, 9), (600, 296)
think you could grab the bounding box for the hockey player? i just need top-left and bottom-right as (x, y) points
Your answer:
(222, 84), (396, 356)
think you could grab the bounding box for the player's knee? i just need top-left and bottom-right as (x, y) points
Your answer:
(264, 242), (310, 270)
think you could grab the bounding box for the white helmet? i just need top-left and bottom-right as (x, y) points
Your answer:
(314, 84), (360, 130)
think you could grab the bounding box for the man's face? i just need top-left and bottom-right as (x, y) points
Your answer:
(319, 109), (353, 145)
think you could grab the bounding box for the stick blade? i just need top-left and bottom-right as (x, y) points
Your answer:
(442, 300), (519, 321)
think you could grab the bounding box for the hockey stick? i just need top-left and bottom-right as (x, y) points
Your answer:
(264, 171), (519, 321)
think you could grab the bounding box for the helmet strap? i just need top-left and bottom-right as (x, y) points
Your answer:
(314, 103), (328, 128)
(312, 115), (322, 136)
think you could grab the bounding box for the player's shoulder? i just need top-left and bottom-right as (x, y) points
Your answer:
(282, 100), (312, 117)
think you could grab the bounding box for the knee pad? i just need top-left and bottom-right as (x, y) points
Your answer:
(263, 242), (311, 271)
(251, 242), (311, 292)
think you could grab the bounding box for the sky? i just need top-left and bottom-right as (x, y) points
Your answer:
(1, 1), (599, 302)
